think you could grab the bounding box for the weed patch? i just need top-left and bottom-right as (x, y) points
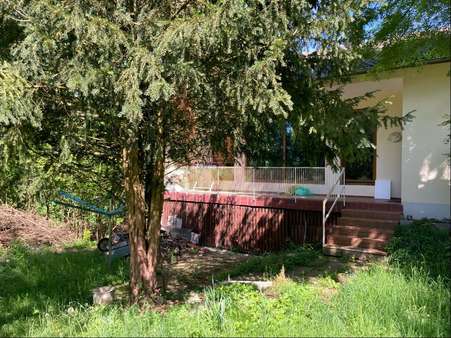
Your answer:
(386, 220), (450, 283)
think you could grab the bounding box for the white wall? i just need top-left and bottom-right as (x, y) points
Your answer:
(341, 78), (403, 198)
(341, 62), (450, 217)
(376, 93), (403, 198)
(401, 62), (450, 219)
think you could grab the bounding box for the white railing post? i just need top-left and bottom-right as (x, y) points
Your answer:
(322, 199), (326, 246)
(322, 167), (345, 249)
(252, 167), (255, 199)
(343, 168), (346, 207)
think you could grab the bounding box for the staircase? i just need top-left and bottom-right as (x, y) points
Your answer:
(323, 200), (403, 257)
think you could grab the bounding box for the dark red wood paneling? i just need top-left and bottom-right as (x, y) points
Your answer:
(161, 192), (338, 252)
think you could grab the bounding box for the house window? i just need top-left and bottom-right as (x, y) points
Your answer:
(345, 158), (376, 185)
(344, 125), (377, 185)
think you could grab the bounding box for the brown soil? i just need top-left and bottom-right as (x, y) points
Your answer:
(161, 246), (250, 298)
(0, 204), (76, 248)
(112, 245), (252, 307)
(155, 251), (372, 306)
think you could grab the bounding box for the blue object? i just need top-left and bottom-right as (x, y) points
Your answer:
(53, 191), (125, 217)
(294, 186), (312, 196)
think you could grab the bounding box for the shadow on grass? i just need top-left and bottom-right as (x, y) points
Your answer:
(160, 245), (365, 302)
(0, 243), (129, 335)
(213, 245), (363, 283)
(0, 242), (369, 335)
(159, 245), (370, 314)
(386, 220), (451, 285)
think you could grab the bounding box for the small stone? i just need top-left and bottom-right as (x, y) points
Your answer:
(92, 286), (115, 305)
(186, 291), (202, 304)
(252, 281), (273, 291)
(222, 280), (273, 291)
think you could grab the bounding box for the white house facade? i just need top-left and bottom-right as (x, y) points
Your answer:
(341, 61), (450, 219)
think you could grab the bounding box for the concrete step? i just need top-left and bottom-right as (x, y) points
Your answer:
(329, 225), (394, 241)
(326, 234), (387, 250)
(341, 208), (402, 221)
(323, 244), (387, 258)
(337, 216), (398, 228)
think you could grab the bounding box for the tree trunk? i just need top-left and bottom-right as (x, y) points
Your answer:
(144, 110), (166, 299)
(123, 134), (153, 302)
(45, 198), (50, 219)
(281, 123), (287, 166)
(146, 144), (165, 295)
(123, 116), (166, 303)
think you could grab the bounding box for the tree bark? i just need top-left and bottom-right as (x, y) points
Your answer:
(123, 133), (152, 302)
(281, 123), (287, 166)
(123, 112), (166, 303)
(144, 109), (166, 298)
(145, 141), (165, 294)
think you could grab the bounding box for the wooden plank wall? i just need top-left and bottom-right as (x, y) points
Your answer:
(162, 194), (338, 252)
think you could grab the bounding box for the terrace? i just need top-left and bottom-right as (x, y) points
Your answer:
(163, 166), (402, 255)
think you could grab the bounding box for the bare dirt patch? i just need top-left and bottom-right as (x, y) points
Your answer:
(289, 255), (366, 283)
(110, 245), (252, 308)
(0, 204), (76, 248)
(162, 247), (251, 298)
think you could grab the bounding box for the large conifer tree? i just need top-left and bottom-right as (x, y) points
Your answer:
(1, 0), (407, 301)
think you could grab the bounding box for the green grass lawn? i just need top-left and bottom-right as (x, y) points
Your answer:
(1, 223), (450, 337)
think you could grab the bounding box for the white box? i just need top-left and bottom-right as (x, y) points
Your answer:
(374, 179), (391, 200)
(167, 215), (183, 228)
(191, 232), (200, 245)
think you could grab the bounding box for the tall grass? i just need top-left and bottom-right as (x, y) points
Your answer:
(1, 242), (449, 337)
(0, 242), (129, 336)
(23, 266), (451, 337)
(386, 220), (450, 283)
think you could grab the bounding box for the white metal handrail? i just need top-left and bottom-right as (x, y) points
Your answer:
(322, 168), (346, 247)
